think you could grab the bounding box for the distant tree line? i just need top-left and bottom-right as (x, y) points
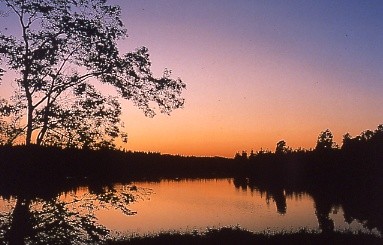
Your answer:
(232, 124), (383, 234)
(232, 124), (383, 209)
(235, 124), (383, 160)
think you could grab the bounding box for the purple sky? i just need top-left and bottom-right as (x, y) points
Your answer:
(1, 0), (382, 156)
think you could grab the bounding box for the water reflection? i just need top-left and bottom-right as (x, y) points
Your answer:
(98, 179), (377, 236)
(232, 177), (382, 235)
(0, 178), (380, 243)
(0, 181), (150, 244)
(233, 178), (286, 214)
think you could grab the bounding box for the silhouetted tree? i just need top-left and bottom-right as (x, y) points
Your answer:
(376, 124), (383, 135)
(374, 125), (383, 146)
(341, 132), (352, 150)
(360, 130), (374, 142)
(275, 140), (290, 154)
(0, 0), (185, 148)
(234, 151), (248, 161)
(315, 129), (336, 151)
(248, 150), (256, 161)
(234, 152), (241, 160)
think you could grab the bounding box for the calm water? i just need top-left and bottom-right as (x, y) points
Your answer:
(0, 178), (377, 243)
(100, 179), (375, 235)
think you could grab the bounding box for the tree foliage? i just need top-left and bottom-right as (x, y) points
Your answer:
(275, 140), (291, 154)
(341, 124), (383, 151)
(315, 129), (336, 151)
(0, 0), (185, 148)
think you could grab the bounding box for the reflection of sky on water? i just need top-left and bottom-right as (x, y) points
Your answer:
(96, 179), (372, 236)
(0, 178), (379, 240)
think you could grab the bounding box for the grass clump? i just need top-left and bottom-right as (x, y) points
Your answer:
(107, 226), (382, 245)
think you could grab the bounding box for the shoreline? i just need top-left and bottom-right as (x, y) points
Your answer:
(108, 227), (382, 245)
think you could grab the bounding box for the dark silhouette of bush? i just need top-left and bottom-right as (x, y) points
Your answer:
(275, 140), (291, 154)
(315, 129), (338, 151)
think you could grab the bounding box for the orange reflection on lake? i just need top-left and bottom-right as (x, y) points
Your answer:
(95, 179), (366, 235)
(0, 178), (376, 242)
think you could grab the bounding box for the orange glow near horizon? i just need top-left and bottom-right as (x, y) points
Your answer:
(1, 1), (382, 157)
(111, 1), (383, 157)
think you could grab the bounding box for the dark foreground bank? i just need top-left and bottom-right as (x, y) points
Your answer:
(108, 227), (382, 245)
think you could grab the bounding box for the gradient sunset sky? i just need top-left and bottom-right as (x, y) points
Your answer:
(1, 0), (383, 157)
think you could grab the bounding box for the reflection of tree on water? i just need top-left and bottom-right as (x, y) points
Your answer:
(233, 177), (335, 232)
(7, 198), (32, 245)
(0, 182), (150, 244)
(232, 176), (382, 234)
(265, 188), (287, 215)
(5, 196), (108, 244)
(233, 125), (383, 234)
(312, 194), (335, 233)
(233, 178), (287, 215)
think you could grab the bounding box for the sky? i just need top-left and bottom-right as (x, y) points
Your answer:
(1, 0), (383, 157)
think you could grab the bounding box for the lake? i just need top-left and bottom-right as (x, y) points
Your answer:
(0, 178), (378, 243)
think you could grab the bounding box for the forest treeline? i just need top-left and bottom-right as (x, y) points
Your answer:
(236, 124), (383, 160)
(232, 124), (383, 233)
(0, 145), (236, 184)
(0, 125), (382, 184)
(234, 124), (383, 186)
(0, 125), (382, 235)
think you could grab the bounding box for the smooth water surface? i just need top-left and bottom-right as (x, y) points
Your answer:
(97, 179), (368, 235)
(0, 178), (378, 243)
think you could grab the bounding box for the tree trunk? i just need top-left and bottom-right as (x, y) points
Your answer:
(22, 17), (33, 146)
(25, 98), (34, 145)
(36, 106), (50, 145)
